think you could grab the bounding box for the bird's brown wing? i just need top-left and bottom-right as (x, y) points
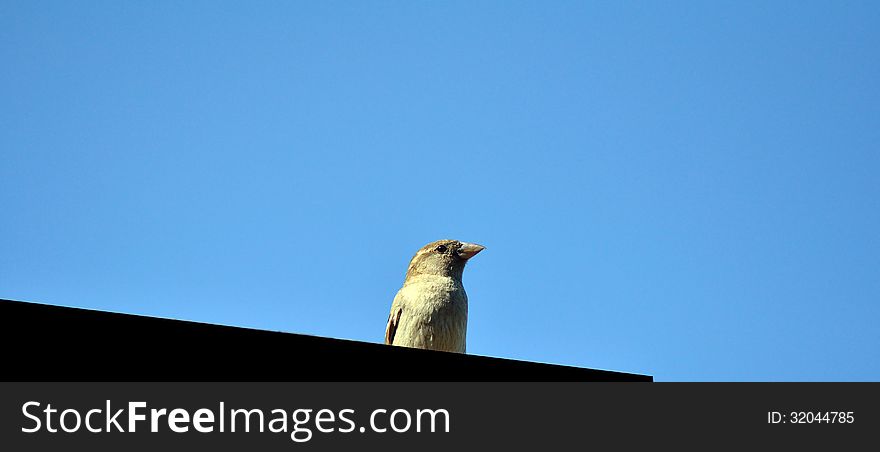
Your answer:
(385, 305), (403, 345)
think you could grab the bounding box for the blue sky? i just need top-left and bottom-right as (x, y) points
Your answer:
(2, 1), (878, 381)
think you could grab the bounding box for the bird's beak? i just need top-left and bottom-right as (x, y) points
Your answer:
(457, 242), (485, 259)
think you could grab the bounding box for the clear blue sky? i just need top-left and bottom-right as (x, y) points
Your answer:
(2, 2), (878, 381)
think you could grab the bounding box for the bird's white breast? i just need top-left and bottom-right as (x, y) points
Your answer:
(394, 275), (468, 353)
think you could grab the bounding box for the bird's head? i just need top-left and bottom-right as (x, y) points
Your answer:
(405, 239), (485, 281)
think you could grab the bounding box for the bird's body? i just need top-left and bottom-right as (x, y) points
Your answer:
(385, 240), (484, 353)
(388, 274), (469, 352)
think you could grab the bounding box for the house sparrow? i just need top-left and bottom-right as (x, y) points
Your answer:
(384, 239), (485, 353)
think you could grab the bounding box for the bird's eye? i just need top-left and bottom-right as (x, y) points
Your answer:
(435, 245), (448, 253)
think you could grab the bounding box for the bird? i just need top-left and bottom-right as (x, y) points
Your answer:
(384, 239), (484, 353)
